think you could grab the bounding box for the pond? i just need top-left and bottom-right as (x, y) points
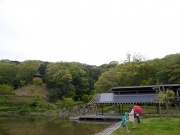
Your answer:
(0, 115), (116, 135)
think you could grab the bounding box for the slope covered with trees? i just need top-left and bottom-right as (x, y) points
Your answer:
(95, 53), (180, 93)
(0, 53), (180, 108)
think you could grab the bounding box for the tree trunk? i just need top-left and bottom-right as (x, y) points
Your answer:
(163, 85), (169, 117)
(159, 102), (161, 116)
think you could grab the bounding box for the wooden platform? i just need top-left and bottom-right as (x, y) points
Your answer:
(95, 122), (120, 135)
(70, 113), (123, 120)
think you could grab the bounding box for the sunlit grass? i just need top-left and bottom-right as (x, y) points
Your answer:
(111, 117), (180, 135)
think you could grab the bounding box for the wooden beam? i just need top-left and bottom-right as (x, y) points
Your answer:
(96, 104), (98, 116)
(102, 104), (104, 115)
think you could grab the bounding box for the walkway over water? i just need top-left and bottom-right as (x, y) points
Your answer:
(94, 122), (120, 135)
(70, 113), (123, 120)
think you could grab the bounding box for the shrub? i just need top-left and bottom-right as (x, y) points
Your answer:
(0, 84), (14, 94)
(33, 77), (43, 85)
(30, 88), (34, 92)
(0, 98), (6, 104)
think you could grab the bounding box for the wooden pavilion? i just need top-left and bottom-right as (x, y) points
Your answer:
(33, 73), (43, 78)
(88, 84), (180, 115)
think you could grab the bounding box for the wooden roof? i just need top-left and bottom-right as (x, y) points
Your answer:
(33, 73), (43, 77)
(88, 93), (158, 104)
(111, 84), (180, 93)
(88, 84), (180, 105)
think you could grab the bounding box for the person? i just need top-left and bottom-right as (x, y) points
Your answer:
(135, 111), (141, 124)
(120, 112), (131, 133)
(129, 107), (135, 129)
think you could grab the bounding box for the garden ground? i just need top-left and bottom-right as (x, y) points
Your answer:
(111, 116), (180, 135)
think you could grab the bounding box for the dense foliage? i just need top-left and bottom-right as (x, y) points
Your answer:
(95, 53), (180, 93)
(0, 59), (113, 103)
(0, 53), (180, 104)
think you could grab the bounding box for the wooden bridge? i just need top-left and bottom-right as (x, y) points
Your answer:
(70, 113), (123, 120)
(94, 122), (120, 135)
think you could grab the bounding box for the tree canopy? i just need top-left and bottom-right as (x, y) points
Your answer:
(1, 53), (180, 102)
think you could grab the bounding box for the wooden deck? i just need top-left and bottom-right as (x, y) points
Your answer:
(94, 122), (120, 135)
(70, 113), (123, 120)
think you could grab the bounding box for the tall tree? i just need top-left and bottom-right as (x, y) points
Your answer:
(154, 84), (175, 117)
(15, 60), (41, 87)
(51, 69), (75, 99)
(94, 68), (118, 93)
(163, 53), (180, 83)
(45, 62), (90, 101)
(0, 61), (17, 86)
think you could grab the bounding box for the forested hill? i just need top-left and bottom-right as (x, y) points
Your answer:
(0, 59), (117, 102)
(0, 53), (180, 103)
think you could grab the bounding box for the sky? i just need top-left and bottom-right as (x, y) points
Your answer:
(0, 0), (180, 66)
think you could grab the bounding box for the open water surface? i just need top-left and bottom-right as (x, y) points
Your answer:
(0, 115), (116, 135)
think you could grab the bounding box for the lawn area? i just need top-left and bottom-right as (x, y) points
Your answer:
(111, 117), (180, 135)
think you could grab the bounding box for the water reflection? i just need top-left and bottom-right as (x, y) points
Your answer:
(0, 115), (115, 135)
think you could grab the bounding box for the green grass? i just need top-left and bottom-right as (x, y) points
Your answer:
(99, 104), (178, 115)
(111, 117), (180, 135)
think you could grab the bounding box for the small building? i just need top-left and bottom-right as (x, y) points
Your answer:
(33, 73), (43, 78)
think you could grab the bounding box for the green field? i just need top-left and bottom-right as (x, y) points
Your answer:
(111, 116), (180, 135)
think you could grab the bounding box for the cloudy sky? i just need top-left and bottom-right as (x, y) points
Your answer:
(0, 0), (180, 66)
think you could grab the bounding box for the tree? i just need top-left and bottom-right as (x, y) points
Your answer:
(82, 94), (89, 103)
(121, 52), (146, 63)
(0, 61), (17, 86)
(75, 77), (90, 100)
(38, 63), (48, 76)
(94, 68), (118, 93)
(15, 60), (41, 87)
(108, 61), (119, 68)
(154, 84), (175, 117)
(63, 98), (75, 109)
(82, 94), (94, 103)
(51, 69), (75, 99)
(163, 54), (180, 83)
(117, 62), (142, 86)
(45, 62), (92, 101)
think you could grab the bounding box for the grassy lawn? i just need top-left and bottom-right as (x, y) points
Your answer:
(111, 117), (180, 135)
(100, 104), (179, 115)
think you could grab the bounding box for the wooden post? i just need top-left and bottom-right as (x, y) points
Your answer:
(159, 101), (161, 116)
(122, 104), (124, 113)
(113, 104), (115, 115)
(176, 89), (180, 116)
(115, 104), (117, 116)
(176, 89), (180, 108)
(96, 104), (98, 116)
(102, 104), (104, 115)
(156, 103), (159, 114)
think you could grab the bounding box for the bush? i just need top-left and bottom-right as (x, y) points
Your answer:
(63, 98), (75, 108)
(55, 100), (63, 106)
(0, 106), (10, 111)
(33, 77), (43, 85)
(0, 98), (6, 104)
(0, 84), (14, 94)
(30, 88), (34, 92)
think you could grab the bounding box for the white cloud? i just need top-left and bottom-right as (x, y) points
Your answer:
(0, 0), (180, 65)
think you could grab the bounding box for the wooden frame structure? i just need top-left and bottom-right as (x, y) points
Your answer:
(88, 84), (180, 115)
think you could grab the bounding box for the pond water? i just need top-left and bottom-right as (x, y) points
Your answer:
(0, 115), (116, 135)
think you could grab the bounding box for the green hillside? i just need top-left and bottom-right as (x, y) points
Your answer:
(0, 84), (57, 113)
(13, 84), (49, 101)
